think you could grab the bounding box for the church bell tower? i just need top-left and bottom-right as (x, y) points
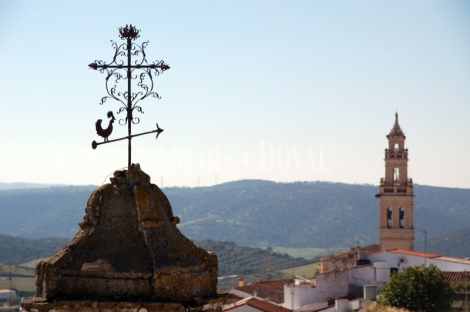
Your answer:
(376, 113), (414, 251)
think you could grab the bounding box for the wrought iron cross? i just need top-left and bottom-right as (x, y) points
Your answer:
(89, 24), (170, 168)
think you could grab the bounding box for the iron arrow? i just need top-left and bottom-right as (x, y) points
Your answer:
(92, 123), (163, 149)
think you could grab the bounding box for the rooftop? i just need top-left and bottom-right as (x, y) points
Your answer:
(234, 284), (284, 303)
(442, 271), (470, 285)
(0, 290), (15, 294)
(247, 298), (290, 312)
(224, 298), (290, 312)
(251, 280), (289, 291)
(387, 249), (441, 258)
(436, 256), (470, 265)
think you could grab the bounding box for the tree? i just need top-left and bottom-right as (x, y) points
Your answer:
(380, 265), (454, 312)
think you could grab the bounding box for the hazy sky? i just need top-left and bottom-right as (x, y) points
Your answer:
(1, 1), (469, 188)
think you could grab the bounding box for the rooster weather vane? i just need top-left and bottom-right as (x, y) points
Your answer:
(89, 24), (169, 168)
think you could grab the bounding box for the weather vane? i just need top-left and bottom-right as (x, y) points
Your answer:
(89, 24), (170, 168)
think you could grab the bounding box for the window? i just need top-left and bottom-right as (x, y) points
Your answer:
(387, 207), (393, 228)
(399, 207), (405, 228)
(394, 167), (400, 181)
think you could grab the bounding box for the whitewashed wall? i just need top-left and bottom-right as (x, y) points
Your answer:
(283, 270), (349, 309)
(349, 266), (375, 287)
(0, 289), (16, 299)
(227, 289), (252, 299)
(315, 299), (362, 312)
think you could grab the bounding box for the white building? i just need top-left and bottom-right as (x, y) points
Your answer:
(283, 249), (470, 311)
(0, 289), (16, 301)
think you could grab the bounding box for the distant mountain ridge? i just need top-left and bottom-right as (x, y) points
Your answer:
(0, 182), (70, 190)
(0, 181), (469, 255)
(0, 185), (97, 238)
(164, 181), (470, 251)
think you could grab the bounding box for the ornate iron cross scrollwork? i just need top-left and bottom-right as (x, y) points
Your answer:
(89, 24), (170, 168)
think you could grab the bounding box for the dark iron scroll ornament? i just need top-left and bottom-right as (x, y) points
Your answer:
(89, 24), (169, 168)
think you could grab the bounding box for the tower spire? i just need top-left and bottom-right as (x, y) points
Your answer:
(388, 113), (405, 138)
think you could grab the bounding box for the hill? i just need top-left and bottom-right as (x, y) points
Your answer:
(0, 185), (96, 238)
(195, 240), (311, 276)
(0, 181), (469, 250)
(164, 181), (470, 249)
(0, 235), (313, 292)
(0, 237), (314, 292)
(415, 228), (470, 258)
(0, 234), (69, 265)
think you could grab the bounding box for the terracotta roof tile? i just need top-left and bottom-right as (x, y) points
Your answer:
(252, 280), (290, 291)
(247, 298), (290, 312)
(442, 271), (470, 285)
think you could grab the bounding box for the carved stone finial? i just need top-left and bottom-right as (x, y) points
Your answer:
(29, 165), (218, 307)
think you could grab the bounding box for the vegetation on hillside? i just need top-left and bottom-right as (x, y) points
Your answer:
(268, 246), (328, 260)
(167, 182), (470, 252)
(166, 181), (379, 248)
(0, 235), (312, 278)
(280, 262), (319, 279)
(415, 228), (470, 258)
(0, 262), (35, 276)
(0, 186), (96, 239)
(0, 237), (313, 292)
(0, 181), (469, 253)
(0, 234), (69, 265)
(196, 240), (312, 276)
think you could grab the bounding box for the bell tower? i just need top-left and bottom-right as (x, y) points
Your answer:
(376, 113), (414, 251)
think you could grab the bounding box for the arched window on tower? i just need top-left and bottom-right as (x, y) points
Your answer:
(394, 168), (400, 182)
(399, 207), (405, 228)
(394, 143), (399, 152)
(387, 207), (393, 228)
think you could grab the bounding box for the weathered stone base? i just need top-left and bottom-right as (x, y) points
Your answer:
(33, 165), (218, 304)
(21, 296), (225, 312)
